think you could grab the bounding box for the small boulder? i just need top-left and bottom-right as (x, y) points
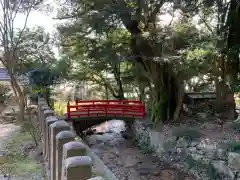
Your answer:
(197, 139), (217, 151)
(228, 152), (240, 170)
(176, 138), (189, 148)
(212, 160), (234, 179)
(191, 153), (203, 161)
(21, 141), (36, 154)
(88, 177), (104, 180)
(0, 151), (8, 164)
(3, 111), (15, 116)
(29, 149), (44, 163)
(197, 112), (207, 119)
(188, 147), (197, 153)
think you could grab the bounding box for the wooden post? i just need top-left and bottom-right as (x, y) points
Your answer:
(142, 103), (145, 118)
(67, 102), (70, 120)
(75, 100), (78, 111)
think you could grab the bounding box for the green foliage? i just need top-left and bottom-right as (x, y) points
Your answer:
(55, 0), (240, 122)
(58, 26), (135, 99)
(222, 141), (240, 153)
(28, 68), (59, 107)
(236, 99), (240, 105)
(53, 101), (66, 115)
(229, 122), (240, 132)
(15, 26), (57, 75)
(172, 127), (202, 141)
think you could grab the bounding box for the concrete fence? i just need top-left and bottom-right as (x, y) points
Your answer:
(38, 99), (104, 180)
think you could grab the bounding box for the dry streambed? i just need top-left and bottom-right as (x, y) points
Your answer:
(84, 120), (197, 180)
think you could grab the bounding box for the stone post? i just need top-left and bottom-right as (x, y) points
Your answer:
(42, 108), (53, 133)
(63, 156), (92, 180)
(44, 115), (57, 162)
(61, 141), (87, 179)
(56, 131), (76, 180)
(49, 121), (71, 180)
(38, 101), (47, 135)
(40, 105), (51, 128)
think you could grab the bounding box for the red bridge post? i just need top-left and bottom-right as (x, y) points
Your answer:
(67, 102), (70, 119)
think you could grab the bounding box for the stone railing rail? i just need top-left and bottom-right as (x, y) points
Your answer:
(38, 98), (104, 180)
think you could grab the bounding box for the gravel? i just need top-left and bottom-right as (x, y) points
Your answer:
(84, 120), (198, 180)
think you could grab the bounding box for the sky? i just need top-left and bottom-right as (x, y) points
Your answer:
(14, 2), (176, 34)
(15, 11), (56, 33)
(13, 2), (182, 59)
(14, 6), (60, 57)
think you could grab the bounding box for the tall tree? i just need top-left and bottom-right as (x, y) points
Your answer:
(56, 0), (217, 122)
(0, 0), (48, 121)
(15, 26), (56, 74)
(182, 0), (240, 119)
(59, 27), (134, 100)
(55, 0), (219, 121)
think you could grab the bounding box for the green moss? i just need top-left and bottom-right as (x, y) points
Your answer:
(222, 141), (240, 153)
(229, 122), (240, 131)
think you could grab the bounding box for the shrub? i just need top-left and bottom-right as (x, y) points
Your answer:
(53, 101), (66, 116)
(172, 127), (202, 141)
(222, 141), (240, 153)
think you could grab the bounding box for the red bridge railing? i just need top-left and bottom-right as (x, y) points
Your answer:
(66, 100), (145, 119)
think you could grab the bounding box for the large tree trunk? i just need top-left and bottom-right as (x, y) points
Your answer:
(10, 74), (25, 121)
(149, 62), (178, 123)
(113, 64), (125, 100)
(173, 81), (184, 121)
(123, 20), (179, 123)
(214, 0), (240, 120)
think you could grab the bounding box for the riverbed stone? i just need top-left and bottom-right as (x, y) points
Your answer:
(197, 139), (217, 155)
(190, 141), (199, 147)
(0, 151), (8, 164)
(191, 153), (204, 161)
(188, 147), (197, 153)
(176, 138), (189, 148)
(228, 152), (240, 170)
(88, 177), (104, 180)
(212, 160), (234, 179)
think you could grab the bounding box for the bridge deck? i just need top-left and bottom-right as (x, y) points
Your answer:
(65, 100), (145, 134)
(66, 99), (145, 120)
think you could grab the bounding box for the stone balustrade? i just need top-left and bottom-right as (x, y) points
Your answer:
(38, 99), (103, 180)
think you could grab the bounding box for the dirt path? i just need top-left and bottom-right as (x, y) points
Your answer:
(0, 103), (20, 149)
(85, 120), (197, 180)
(0, 124), (20, 146)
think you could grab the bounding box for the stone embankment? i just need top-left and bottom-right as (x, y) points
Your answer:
(134, 120), (240, 180)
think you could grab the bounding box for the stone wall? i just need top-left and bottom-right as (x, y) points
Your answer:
(38, 98), (114, 180)
(133, 120), (240, 180)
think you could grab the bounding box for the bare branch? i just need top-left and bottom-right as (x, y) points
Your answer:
(198, 14), (215, 34)
(12, 9), (31, 56)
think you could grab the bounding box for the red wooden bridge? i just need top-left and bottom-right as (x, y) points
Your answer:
(66, 99), (145, 120)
